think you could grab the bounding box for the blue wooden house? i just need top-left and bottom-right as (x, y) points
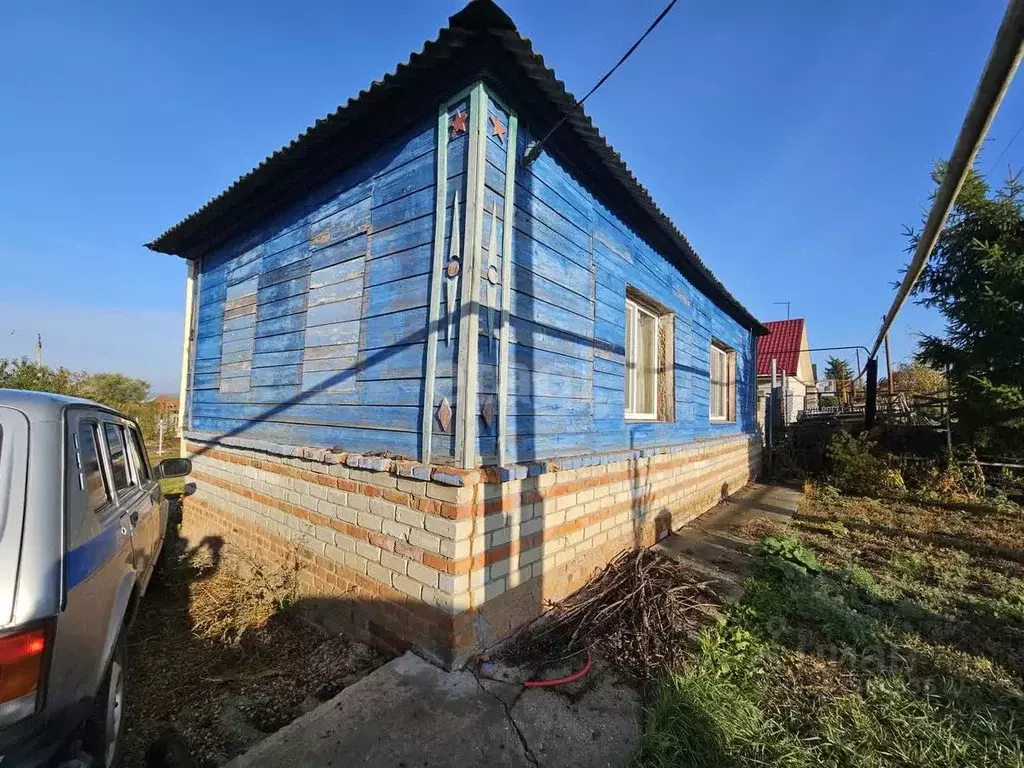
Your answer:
(148, 0), (766, 660)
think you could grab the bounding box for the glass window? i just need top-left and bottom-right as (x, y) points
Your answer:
(103, 423), (132, 492)
(126, 427), (150, 483)
(625, 297), (659, 420)
(710, 342), (735, 421)
(76, 423), (111, 513)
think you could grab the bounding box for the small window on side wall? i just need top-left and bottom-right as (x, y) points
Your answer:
(710, 341), (736, 422)
(625, 290), (674, 422)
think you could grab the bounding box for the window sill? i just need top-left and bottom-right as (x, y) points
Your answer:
(709, 417), (736, 425)
(625, 414), (659, 422)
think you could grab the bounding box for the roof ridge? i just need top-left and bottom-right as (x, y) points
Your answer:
(146, 0), (763, 331)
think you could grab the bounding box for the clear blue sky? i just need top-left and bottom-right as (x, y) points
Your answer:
(1, 0), (1020, 393)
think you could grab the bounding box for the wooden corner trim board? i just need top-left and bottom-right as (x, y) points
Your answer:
(421, 102), (451, 466)
(178, 259), (198, 446)
(497, 109), (519, 468)
(454, 82), (490, 469)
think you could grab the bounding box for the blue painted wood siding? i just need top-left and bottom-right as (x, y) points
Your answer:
(186, 81), (756, 466)
(484, 116), (756, 464)
(190, 119), (442, 456)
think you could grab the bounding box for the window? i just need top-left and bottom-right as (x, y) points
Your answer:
(126, 427), (150, 483)
(102, 423), (132, 493)
(75, 422), (111, 513)
(625, 297), (659, 419)
(710, 341), (736, 422)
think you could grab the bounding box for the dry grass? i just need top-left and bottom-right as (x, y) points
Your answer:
(187, 550), (298, 645)
(123, 535), (388, 767)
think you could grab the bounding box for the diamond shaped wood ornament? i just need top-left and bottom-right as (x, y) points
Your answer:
(436, 397), (453, 432)
(480, 396), (495, 429)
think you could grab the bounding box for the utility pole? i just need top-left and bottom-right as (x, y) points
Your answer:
(855, 348), (862, 397)
(945, 364), (954, 457)
(882, 318), (894, 398)
(35, 334), (42, 366)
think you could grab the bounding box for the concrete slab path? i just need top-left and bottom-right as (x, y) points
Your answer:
(227, 651), (639, 768)
(656, 482), (803, 599)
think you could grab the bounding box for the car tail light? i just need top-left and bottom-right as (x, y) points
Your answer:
(0, 622), (51, 726)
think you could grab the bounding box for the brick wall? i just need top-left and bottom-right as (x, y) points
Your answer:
(183, 433), (760, 667)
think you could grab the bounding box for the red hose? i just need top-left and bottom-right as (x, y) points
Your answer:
(523, 652), (592, 688)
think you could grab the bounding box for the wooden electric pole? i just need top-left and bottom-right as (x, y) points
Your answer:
(882, 316), (894, 400)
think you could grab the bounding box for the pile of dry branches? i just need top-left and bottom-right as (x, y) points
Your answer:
(189, 553), (298, 646)
(501, 548), (721, 682)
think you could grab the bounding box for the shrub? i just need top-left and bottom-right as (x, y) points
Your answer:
(827, 432), (905, 497)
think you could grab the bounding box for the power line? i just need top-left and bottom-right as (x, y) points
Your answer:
(869, 0), (1024, 361)
(986, 115), (1024, 174)
(522, 0), (679, 166)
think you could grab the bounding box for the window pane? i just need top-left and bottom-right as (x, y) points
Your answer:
(637, 310), (656, 415)
(103, 423), (132, 492)
(78, 423), (110, 513)
(625, 303), (635, 412)
(711, 346), (725, 419)
(127, 427), (149, 482)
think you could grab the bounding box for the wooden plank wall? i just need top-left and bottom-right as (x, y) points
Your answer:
(187, 83), (756, 466)
(190, 119), (441, 456)
(499, 121), (757, 464)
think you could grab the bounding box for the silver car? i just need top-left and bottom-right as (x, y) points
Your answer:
(0, 390), (190, 767)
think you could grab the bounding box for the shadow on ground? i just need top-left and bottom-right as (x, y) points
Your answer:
(124, 510), (388, 767)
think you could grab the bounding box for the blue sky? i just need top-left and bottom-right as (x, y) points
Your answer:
(0, 0), (1019, 393)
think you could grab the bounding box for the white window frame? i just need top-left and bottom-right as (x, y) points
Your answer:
(710, 341), (735, 422)
(625, 297), (659, 421)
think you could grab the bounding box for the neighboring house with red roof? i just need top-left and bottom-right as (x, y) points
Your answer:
(756, 318), (817, 426)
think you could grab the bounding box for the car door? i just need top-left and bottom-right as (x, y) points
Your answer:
(122, 422), (163, 594)
(98, 420), (154, 593)
(59, 409), (136, 703)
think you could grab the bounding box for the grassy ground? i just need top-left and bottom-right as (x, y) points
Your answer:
(632, 487), (1024, 767)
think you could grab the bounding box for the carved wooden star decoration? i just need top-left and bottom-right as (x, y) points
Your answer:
(490, 115), (506, 143)
(450, 111), (468, 137)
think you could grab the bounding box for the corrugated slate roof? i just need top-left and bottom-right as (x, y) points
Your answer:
(145, 0), (763, 332)
(756, 319), (805, 376)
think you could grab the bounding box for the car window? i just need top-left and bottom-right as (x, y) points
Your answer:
(76, 422), (111, 514)
(102, 422), (132, 493)
(126, 426), (150, 483)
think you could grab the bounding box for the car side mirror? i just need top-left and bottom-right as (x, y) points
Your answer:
(158, 457), (192, 479)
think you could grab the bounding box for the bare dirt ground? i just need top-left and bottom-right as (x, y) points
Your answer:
(122, 529), (390, 767)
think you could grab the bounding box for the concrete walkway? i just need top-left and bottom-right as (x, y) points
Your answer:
(227, 651), (639, 768)
(228, 483), (801, 768)
(656, 483), (803, 599)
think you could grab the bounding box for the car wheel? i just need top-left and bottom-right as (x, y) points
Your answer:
(85, 632), (126, 767)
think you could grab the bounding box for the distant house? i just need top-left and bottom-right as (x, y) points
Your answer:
(756, 318), (816, 426)
(146, 0), (765, 666)
(150, 393), (180, 430)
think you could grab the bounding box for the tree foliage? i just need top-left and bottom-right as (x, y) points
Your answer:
(0, 358), (84, 395)
(910, 166), (1024, 452)
(879, 361), (945, 396)
(0, 358), (159, 441)
(824, 356), (854, 381)
(78, 372), (150, 406)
